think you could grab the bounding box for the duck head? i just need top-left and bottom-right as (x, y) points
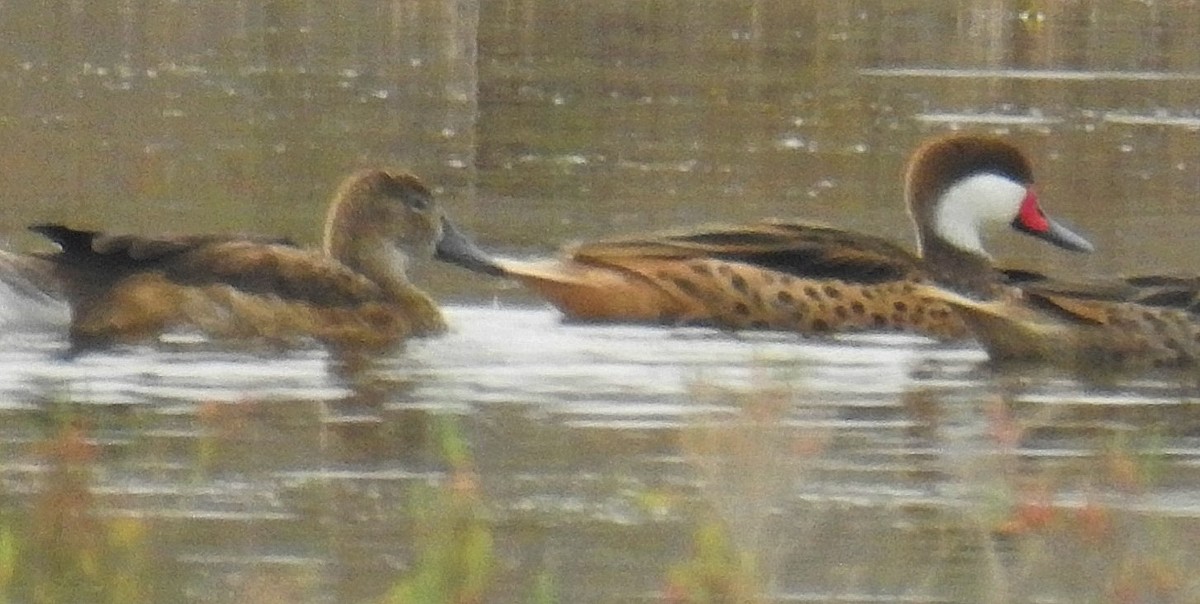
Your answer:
(906, 134), (1093, 261)
(323, 170), (445, 267)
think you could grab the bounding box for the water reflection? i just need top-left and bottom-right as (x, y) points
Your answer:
(0, 307), (1197, 600)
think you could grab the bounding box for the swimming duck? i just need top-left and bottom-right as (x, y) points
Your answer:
(916, 269), (1200, 368)
(35, 169), (452, 352)
(435, 134), (1093, 339)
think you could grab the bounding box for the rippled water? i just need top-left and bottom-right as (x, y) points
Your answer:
(2, 306), (1199, 601)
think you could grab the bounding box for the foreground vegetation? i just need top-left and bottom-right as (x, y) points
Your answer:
(0, 380), (1196, 603)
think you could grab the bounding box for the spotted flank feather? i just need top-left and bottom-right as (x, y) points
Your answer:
(565, 221), (966, 337)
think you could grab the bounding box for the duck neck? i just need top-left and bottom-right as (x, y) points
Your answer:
(326, 234), (446, 334)
(911, 181), (1007, 298)
(919, 236), (1001, 297)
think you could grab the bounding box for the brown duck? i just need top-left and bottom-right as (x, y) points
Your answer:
(436, 134), (1094, 339)
(34, 169), (453, 352)
(917, 270), (1200, 368)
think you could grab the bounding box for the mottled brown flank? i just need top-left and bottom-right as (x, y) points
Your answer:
(543, 253), (972, 337)
(552, 245), (973, 338)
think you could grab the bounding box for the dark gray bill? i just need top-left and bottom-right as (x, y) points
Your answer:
(1013, 214), (1095, 253)
(434, 217), (506, 276)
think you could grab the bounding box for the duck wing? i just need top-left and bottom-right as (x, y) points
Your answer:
(31, 224), (294, 265)
(571, 220), (925, 285)
(998, 268), (1146, 299)
(1015, 289), (1115, 326)
(1120, 275), (1200, 313)
(164, 240), (385, 307)
(977, 271), (1200, 334)
(32, 224), (380, 307)
(1008, 270), (1200, 316)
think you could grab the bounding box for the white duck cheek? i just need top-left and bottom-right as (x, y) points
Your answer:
(933, 173), (1028, 256)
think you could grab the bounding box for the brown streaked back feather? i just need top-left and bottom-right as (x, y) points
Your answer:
(1109, 275), (1200, 313)
(1020, 291), (1114, 326)
(163, 241), (387, 308)
(32, 224), (294, 265)
(35, 226), (376, 308)
(90, 232), (296, 261)
(1004, 270), (1200, 315)
(572, 221), (925, 286)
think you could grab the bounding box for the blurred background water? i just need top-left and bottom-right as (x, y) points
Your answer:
(1, 2), (1199, 603)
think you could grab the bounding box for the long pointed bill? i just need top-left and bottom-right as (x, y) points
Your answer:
(1011, 190), (1095, 253)
(1037, 216), (1094, 252)
(433, 216), (506, 276)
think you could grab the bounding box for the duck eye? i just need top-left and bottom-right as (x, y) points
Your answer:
(377, 173), (433, 211)
(405, 191), (431, 211)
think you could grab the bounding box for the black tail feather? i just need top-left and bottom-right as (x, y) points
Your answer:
(29, 224), (98, 255)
